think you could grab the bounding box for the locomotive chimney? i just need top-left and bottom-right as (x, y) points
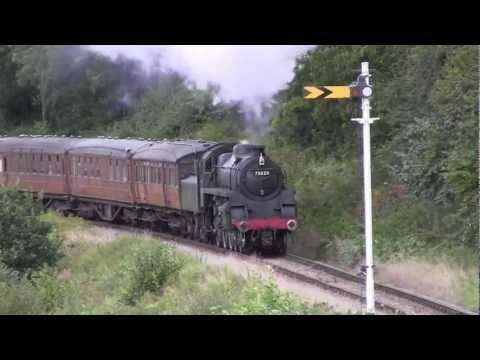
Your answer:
(232, 144), (265, 159)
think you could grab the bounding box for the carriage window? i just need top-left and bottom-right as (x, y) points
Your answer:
(150, 164), (159, 184)
(114, 160), (119, 180)
(38, 154), (42, 174)
(145, 163), (150, 184)
(205, 158), (212, 172)
(16, 154), (22, 173)
(71, 156), (76, 176)
(0, 157), (4, 173)
(180, 162), (194, 179)
(23, 154), (28, 173)
(27, 154), (32, 174)
(55, 155), (61, 176)
(158, 166), (163, 184)
(136, 163), (141, 183)
(96, 158), (101, 178)
(80, 157), (84, 177)
(74, 156), (79, 176)
(32, 154), (37, 174)
(44, 155), (49, 175)
(82, 157), (87, 177)
(168, 165), (176, 186)
(89, 157), (94, 178)
(122, 160), (128, 182)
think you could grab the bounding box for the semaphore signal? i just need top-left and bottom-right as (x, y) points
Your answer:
(303, 62), (379, 315)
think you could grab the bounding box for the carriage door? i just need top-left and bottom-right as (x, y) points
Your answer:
(135, 161), (147, 204)
(163, 162), (176, 207)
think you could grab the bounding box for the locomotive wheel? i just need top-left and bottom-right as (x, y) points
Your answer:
(234, 233), (241, 252)
(225, 232), (232, 250)
(185, 218), (194, 239)
(221, 232), (226, 248)
(225, 232), (230, 250)
(231, 233), (236, 252)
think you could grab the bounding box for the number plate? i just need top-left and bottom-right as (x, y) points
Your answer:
(254, 170), (270, 176)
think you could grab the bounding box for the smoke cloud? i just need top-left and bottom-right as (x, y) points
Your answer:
(88, 45), (314, 114)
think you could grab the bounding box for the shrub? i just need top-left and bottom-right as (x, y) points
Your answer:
(0, 264), (45, 314)
(121, 243), (184, 305)
(0, 188), (63, 275)
(31, 269), (68, 312)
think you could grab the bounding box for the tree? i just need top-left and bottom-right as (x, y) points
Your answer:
(0, 188), (63, 275)
(0, 46), (38, 130)
(12, 45), (62, 126)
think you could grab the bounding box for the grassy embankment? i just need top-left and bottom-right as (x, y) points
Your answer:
(0, 212), (338, 315)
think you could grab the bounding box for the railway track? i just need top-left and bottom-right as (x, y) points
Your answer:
(284, 253), (477, 315)
(90, 220), (477, 315)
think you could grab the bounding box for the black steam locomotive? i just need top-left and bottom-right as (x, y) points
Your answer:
(0, 136), (297, 255)
(209, 143), (297, 255)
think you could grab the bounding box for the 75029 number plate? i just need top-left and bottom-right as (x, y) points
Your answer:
(254, 170), (270, 176)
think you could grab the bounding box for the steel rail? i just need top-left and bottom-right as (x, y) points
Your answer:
(285, 253), (477, 316)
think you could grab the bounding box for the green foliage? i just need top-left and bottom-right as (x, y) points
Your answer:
(31, 268), (69, 312)
(0, 46), (38, 129)
(457, 272), (479, 312)
(8, 45), (150, 134)
(0, 188), (63, 275)
(40, 210), (87, 235)
(195, 120), (245, 142)
(269, 145), (362, 239)
(109, 76), (245, 141)
(269, 45), (478, 257)
(230, 275), (330, 315)
(0, 264), (46, 314)
(119, 242), (184, 305)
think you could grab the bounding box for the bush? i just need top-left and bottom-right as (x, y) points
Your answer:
(0, 264), (45, 314)
(0, 188), (63, 275)
(121, 243), (184, 305)
(31, 269), (69, 312)
(231, 275), (325, 315)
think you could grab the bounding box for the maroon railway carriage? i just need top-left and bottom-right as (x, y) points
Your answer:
(0, 136), (81, 199)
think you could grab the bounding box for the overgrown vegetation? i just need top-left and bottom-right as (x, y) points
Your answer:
(0, 188), (63, 275)
(268, 45), (478, 265)
(120, 243), (184, 305)
(0, 214), (337, 315)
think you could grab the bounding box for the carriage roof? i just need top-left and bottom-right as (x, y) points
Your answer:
(132, 140), (219, 162)
(0, 136), (81, 154)
(0, 136), (221, 162)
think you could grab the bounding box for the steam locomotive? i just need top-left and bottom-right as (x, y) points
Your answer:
(0, 135), (297, 255)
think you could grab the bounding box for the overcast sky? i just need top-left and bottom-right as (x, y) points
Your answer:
(89, 45), (315, 112)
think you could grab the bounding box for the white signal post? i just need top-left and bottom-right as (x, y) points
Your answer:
(303, 62), (379, 314)
(352, 62), (379, 314)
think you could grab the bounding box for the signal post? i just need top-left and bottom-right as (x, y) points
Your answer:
(304, 62), (379, 314)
